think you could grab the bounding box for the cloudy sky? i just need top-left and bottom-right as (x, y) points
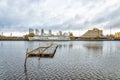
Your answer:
(0, 0), (120, 36)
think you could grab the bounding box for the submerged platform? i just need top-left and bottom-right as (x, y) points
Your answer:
(26, 43), (58, 57)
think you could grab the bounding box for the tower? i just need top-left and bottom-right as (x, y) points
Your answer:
(49, 30), (52, 35)
(29, 28), (34, 34)
(59, 31), (62, 36)
(35, 29), (39, 35)
(41, 29), (44, 36)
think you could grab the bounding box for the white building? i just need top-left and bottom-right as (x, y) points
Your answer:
(28, 35), (70, 41)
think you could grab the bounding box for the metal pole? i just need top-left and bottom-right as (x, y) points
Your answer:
(110, 25), (111, 39)
(2, 32), (3, 36)
(24, 48), (28, 67)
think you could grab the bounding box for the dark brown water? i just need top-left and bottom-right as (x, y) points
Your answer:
(0, 41), (120, 80)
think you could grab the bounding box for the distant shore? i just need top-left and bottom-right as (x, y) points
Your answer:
(0, 39), (28, 41)
(0, 38), (120, 41)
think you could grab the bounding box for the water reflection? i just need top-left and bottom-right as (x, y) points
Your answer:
(58, 43), (73, 49)
(83, 42), (103, 54)
(24, 54), (29, 80)
(27, 41), (35, 51)
(24, 63), (28, 80)
(69, 43), (73, 49)
(24, 55), (42, 80)
(0, 42), (3, 47)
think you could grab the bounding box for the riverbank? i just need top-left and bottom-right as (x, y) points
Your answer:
(0, 38), (120, 41)
(0, 38), (28, 41)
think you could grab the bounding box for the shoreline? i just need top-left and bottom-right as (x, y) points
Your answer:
(0, 39), (120, 41)
(0, 39), (28, 41)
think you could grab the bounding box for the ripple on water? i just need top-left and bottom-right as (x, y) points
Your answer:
(0, 41), (120, 80)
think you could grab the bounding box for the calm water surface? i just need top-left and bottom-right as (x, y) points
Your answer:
(0, 41), (120, 80)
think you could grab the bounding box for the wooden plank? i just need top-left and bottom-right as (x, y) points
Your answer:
(42, 44), (58, 54)
(41, 44), (58, 57)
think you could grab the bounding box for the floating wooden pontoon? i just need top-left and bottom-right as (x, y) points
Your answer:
(26, 43), (58, 57)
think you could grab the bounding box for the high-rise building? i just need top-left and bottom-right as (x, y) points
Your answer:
(49, 30), (52, 35)
(35, 29), (39, 35)
(59, 31), (62, 36)
(81, 28), (104, 38)
(29, 28), (34, 34)
(41, 29), (44, 36)
(1, 32), (3, 36)
(10, 33), (12, 36)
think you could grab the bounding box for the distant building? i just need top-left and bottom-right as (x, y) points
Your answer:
(10, 33), (12, 36)
(35, 29), (39, 35)
(28, 35), (70, 41)
(106, 34), (114, 39)
(115, 32), (120, 38)
(29, 28), (34, 34)
(41, 29), (44, 36)
(1, 32), (3, 36)
(81, 28), (104, 38)
(59, 31), (62, 36)
(49, 30), (52, 35)
(63, 32), (69, 36)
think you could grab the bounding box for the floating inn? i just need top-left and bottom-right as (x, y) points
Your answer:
(28, 29), (70, 41)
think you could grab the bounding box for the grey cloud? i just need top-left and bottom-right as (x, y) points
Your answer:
(70, 0), (100, 5)
(0, 26), (28, 32)
(0, 0), (120, 35)
(53, 15), (90, 30)
(105, 17), (120, 29)
(89, 5), (120, 29)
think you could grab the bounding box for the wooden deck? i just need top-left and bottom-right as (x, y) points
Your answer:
(26, 43), (58, 57)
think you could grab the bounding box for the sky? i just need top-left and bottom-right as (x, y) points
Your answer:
(0, 0), (120, 36)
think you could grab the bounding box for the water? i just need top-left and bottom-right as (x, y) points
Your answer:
(0, 41), (120, 80)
